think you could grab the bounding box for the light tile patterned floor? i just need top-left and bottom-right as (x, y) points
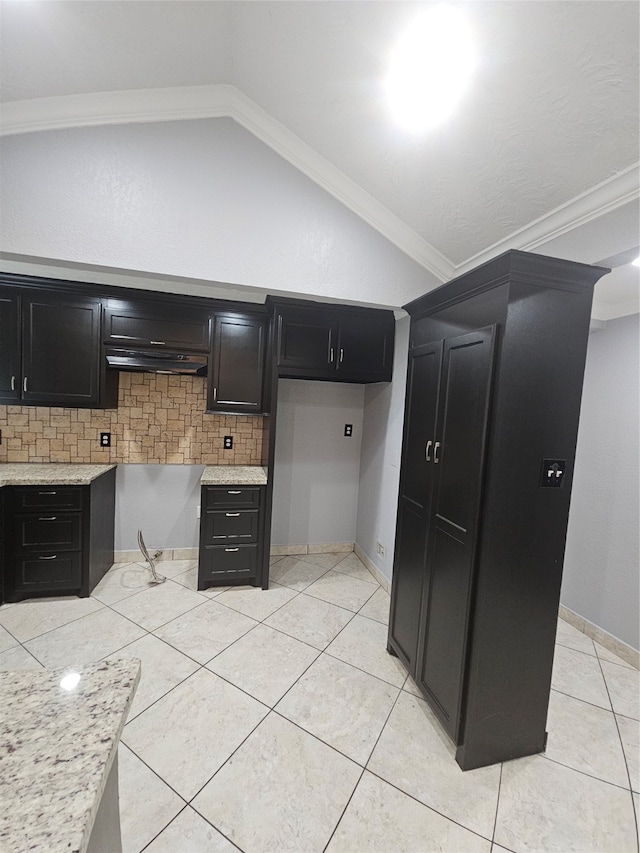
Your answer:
(0, 552), (638, 853)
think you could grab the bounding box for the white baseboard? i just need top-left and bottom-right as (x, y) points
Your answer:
(270, 542), (354, 557)
(354, 543), (391, 594)
(559, 605), (639, 669)
(114, 547), (198, 564)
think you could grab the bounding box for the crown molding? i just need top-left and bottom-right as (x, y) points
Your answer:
(455, 163), (640, 274)
(0, 84), (454, 282)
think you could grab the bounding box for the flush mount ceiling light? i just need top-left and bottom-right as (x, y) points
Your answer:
(385, 4), (477, 132)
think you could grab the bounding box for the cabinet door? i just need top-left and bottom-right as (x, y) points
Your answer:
(209, 314), (266, 412)
(336, 314), (394, 381)
(104, 300), (210, 351)
(415, 327), (496, 738)
(276, 307), (337, 376)
(0, 289), (20, 401)
(388, 341), (443, 672)
(22, 294), (101, 406)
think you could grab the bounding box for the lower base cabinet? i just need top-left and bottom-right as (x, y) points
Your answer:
(2, 469), (116, 602)
(198, 485), (265, 589)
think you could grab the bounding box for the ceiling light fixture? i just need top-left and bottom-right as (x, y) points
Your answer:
(385, 5), (477, 132)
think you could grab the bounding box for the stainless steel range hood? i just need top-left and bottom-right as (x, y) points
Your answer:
(105, 347), (208, 376)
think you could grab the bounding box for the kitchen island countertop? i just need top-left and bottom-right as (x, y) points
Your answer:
(0, 463), (116, 487)
(0, 658), (140, 853)
(201, 465), (268, 485)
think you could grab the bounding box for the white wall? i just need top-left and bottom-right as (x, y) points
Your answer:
(562, 314), (640, 650)
(0, 117), (433, 307)
(355, 316), (410, 581)
(115, 464), (202, 552)
(271, 380), (365, 547)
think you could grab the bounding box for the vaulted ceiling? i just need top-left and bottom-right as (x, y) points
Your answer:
(1, 0), (638, 316)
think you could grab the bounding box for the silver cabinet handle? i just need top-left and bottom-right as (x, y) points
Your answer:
(11, 376), (15, 391)
(225, 512), (240, 517)
(39, 516), (57, 521)
(39, 555), (57, 560)
(434, 441), (441, 464)
(150, 340), (166, 345)
(23, 377), (28, 393)
(213, 387), (217, 402)
(425, 440), (432, 462)
(39, 491), (57, 495)
(110, 334), (137, 339)
(227, 490), (241, 495)
(329, 347), (334, 363)
(339, 348), (344, 363)
(225, 547), (239, 552)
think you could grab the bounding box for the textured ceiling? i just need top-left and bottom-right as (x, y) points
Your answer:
(1, 0), (638, 295)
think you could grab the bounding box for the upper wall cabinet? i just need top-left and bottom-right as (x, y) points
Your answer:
(0, 288), (108, 408)
(207, 313), (268, 414)
(273, 300), (395, 383)
(103, 299), (210, 351)
(0, 289), (20, 401)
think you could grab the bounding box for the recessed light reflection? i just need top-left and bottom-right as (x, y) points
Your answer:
(60, 672), (81, 691)
(632, 257), (640, 267)
(385, 5), (476, 132)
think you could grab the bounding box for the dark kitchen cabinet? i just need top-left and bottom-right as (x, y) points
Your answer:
(208, 313), (267, 413)
(388, 250), (609, 771)
(22, 293), (102, 406)
(198, 485), (265, 589)
(0, 288), (20, 401)
(2, 468), (116, 602)
(0, 290), (107, 408)
(103, 299), (210, 351)
(273, 300), (395, 383)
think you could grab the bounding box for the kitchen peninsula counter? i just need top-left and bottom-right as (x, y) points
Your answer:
(0, 658), (140, 853)
(0, 463), (116, 487)
(201, 465), (268, 486)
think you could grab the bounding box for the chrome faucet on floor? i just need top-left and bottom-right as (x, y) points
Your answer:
(137, 529), (167, 584)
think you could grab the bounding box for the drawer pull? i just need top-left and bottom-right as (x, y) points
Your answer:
(224, 547), (240, 552)
(39, 491), (57, 495)
(227, 490), (242, 495)
(150, 340), (166, 345)
(39, 516), (57, 521)
(225, 512), (240, 517)
(39, 554), (57, 560)
(111, 334), (137, 339)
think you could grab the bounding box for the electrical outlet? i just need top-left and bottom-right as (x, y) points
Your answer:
(223, 435), (233, 450)
(344, 424), (353, 437)
(376, 541), (386, 557)
(100, 432), (111, 448)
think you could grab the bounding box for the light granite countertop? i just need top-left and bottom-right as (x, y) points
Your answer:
(201, 465), (268, 485)
(0, 463), (116, 487)
(0, 658), (140, 853)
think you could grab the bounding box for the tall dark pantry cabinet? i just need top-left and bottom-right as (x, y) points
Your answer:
(388, 250), (609, 771)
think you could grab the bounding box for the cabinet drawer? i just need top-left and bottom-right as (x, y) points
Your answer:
(202, 509), (259, 544)
(15, 487), (83, 511)
(104, 302), (210, 351)
(203, 487), (261, 509)
(198, 544), (258, 583)
(15, 552), (82, 591)
(15, 513), (82, 551)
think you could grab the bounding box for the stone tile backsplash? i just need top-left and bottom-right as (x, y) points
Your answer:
(0, 373), (264, 465)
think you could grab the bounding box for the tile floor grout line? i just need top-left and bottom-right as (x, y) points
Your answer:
(594, 651), (640, 811)
(138, 803), (190, 853)
(118, 740), (190, 812)
(0, 596), (109, 645)
(539, 751), (633, 792)
(549, 684), (613, 715)
(363, 763), (497, 846)
(491, 761), (504, 846)
(321, 765), (367, 853)
(321, 647), (404, 692)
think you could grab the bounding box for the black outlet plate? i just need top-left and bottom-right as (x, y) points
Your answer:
(344, 424), (353, 437)
(100, 432), (111, 448)
(224, 436), (233, 450)
(540, 458), (566, 488)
